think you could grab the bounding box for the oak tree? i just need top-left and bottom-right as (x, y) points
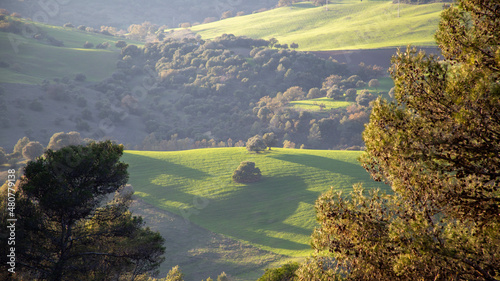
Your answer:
(307, 1), (500, 280)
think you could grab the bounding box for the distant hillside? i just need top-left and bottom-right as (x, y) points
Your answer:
(0, 17), (142, 84)
(190, 0), (444, 50)
(0, 0), (277, 30)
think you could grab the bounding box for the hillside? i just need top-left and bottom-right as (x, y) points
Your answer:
(0, 17), (143, 84)
(1, 0), (277, 30)
(190, 0), (444, 50)
(122, 147), (389, 279)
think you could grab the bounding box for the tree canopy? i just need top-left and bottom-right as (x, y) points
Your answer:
(1, 141), (165, 281)
(307, 0), (500, 280)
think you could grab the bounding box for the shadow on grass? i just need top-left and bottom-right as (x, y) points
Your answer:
(293, 3), (316, 9)
(208, 175), (318, 253)
(123, 153), (211, 181)
(269, 153), (368, 178)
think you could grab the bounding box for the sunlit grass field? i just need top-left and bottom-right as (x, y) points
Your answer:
(290, 77), (394, 111)
(190, 0), (443, 51)
(290, 97), (352, 111)
(123, 147), (388, 257)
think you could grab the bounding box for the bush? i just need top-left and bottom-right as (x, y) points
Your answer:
(368, 78), (380, 89)
(83, 41), (94, 49)
(356, 90), (375, 107)
(232, 161), (261, 183)
(96, 42), (109, 49)
(246, 135), (266, 153)
(257, 262), (299, 281)
(74, 73), (86, 82)
(13, 136), (30, 154)
(22, 141), (44, 160)
(115, 40), (127, 48)
(47, 131), (82, 151)
(29, 99), (43, 111)
(344, 88), (357, 101)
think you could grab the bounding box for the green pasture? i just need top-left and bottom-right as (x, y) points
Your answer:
(290, 77), (394, 111)
(290, 97), (352, 111)
(123, 147), (388, 257)
(190, 0), (443, 51)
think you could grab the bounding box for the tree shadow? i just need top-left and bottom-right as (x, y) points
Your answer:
(122, 153), (211, 181)
(209, 175), (320, 253)
(269, 153), (368, 178)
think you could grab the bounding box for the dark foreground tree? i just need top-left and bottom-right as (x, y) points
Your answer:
(306, 1), (500, 280)
(1, 141), (165, 281)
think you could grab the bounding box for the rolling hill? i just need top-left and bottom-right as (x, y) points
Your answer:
(190, 0), (444, 51)
(0, 18), (141, 84)
(122, 147), (388, 278)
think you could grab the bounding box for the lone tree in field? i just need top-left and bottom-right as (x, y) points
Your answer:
(0, 141), (165, 280)
(232, 161), (262, 183)
(263, 132), (278, 150)
(303, 1), (500, 280)
(246, 135), (267, 153)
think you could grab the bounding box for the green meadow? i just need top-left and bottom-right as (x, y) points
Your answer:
(123, 147), (388, 257)
(290, 97), (352, 111)
(190, 0), (443, 50)
(290, 77), (394, 112)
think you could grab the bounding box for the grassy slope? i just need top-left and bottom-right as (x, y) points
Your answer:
(123, 147), (388, 257)
(0, 20), (141, 84)
(190, 0), (442, 51)
(290, 97), (352, 111)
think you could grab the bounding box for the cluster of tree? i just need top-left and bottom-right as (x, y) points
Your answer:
(0, 12), (64, 47)
(96, 33), (383, 150)
(257, 1), (500, 280)
(138, 133), (246, 151)
(0, 132), (88, 172)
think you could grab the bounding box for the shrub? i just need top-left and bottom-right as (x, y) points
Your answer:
(344, 88), (357, 101)
(74, 73), (86, 82)
(356, 90), (375, 107)
(83, 41), (94, 49)
(22, 141), (44, 160)
(263, 132), (277, 150)
(368, 78), (380, 89)
(232, 161), (262, 183)
(246, 135), (266, 153)
(47, 131), (82, 151)
(115, 40), (127, 48)
(257, 262), (299, 281)
(96, 42), (109, 49)
(283, 140), (296, 149)
(13, 137), (30, 154)
(29, 99), (43, 111)
(221, 11), (233, 19)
